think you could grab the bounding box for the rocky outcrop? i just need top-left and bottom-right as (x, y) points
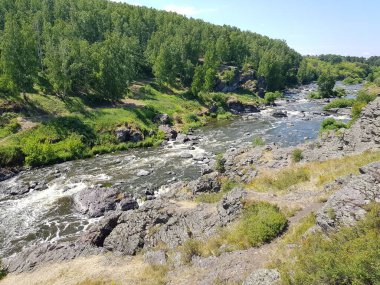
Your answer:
(316, 162), (380, 232)
(73, 187), (138, 218)
(243, 269), (280, 285)
(103, 188), (245, 254)
(226, 98), (260, 114)
(158, 125), (177, 140)
(115, 124), (144, 142)
(4, 241), (102, 273)
(188, 171), (221, 194)
(154, 113), (171, 125)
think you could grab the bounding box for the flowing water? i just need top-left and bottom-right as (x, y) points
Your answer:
(0, 83), (362, 257)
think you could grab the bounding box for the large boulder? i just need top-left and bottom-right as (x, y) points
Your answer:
(154, 113), (171, 125)
(188, 172), (221, 194)
(103, 189), (246, 255)
(226, 98), (259, 114)
(73, 187), (123, 218)
(158, 125), (177, 140)
(316, 162), (380, 231)
(115, 124), (144, 142)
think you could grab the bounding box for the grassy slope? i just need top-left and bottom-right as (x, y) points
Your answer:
(0, 83), (260, 168)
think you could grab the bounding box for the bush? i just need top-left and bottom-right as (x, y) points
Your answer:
(292, 149), (303, 163)
(323, 98), (355, 110)
(0, 259), (6, 280)
(280, 203), (380, 285)
(226, 202), (288, 248)
(0, 145), (25, 167)
(356, 90), (377, 104)
(264, 91), (283, 105)
(333, 87), (347, 97)
(215, 153), (226, 173)
(252, 136), (265, 147)
(342, 76), (363, 85)
(184, 113), (199, 123)
(320, 118), (347, 132)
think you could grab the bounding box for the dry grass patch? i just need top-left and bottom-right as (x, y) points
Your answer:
(248, 150), (380, 192)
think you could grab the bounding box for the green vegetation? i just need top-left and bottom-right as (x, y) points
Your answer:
(249, 151), (380, 191)
(264, 91), (283, 105)
(323, 98), (355, 110)
(291, 149), (303, 163)
(0, 259), (5, 280)
(252, 136), (265, 147)
(280, 203), (380, 285)
(195, 179), (237, 204)
(250, 167), (311, 192)
(215, 153), (226, 173)
(180, 202), (287, 260)
(320, 118), (347, 132)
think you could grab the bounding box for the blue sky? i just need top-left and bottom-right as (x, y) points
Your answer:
(114, 0), (379, 57)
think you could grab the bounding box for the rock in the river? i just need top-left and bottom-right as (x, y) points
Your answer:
(136, 169), (151, 177)
(73, 187), (122, 218)
(243, 269), (281, 285)
(158, 125), (177, 140)
(271, 110), (288, 118)
(226, 98), (259, 114)
(115, 124), (144, 142)
(180, 153), (193, 159)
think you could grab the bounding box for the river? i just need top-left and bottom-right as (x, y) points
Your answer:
(0, 82), (362, 258)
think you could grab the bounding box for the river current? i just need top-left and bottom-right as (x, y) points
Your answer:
(0, 82), (362, 257)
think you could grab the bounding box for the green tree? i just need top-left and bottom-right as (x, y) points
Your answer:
(191, 65), (204, 95)
(0, 14), (38, 96)
(317, 73), (336, 98)
(203, 68), (216, 91)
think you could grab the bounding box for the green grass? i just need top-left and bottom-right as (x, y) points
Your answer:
(252, 136), (265, 147)
(248, 151), (380, 192)
(195, 179), (237, 204)
(323, 98), (355, 110)
(320, 118), (347, 133)
(292, 149), (303, 163)
(249, 167), (311, 192)
(179, 202), (288, 260)
(279, 203), (380, 285)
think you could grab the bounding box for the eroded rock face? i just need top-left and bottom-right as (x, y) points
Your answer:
(4, 241), (102, 273)
(226, 98), (259, 114)
(316, 162), (380, 231)
(158, 125), (177, 140)
(103, 188), (246, 255)
(188, 172), (221, 194)
(73, 187), (137, 218)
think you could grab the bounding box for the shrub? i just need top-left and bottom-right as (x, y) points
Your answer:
(292, 149), (303, 163)
(342, 76), (362, 85)
(215, 153), (226, 173)
(264, 91), (283, 105)
(0, 259), (6, 280)
(320, 118), (347, 132)
(333, 87), (347, 97)
(309, 91), (322, 99)
(226, 202), (288, 248)
(184, 113), (199, 123)
(356, 90), (377, 104)
(323, 98), (355, 110)
(280, 203), (380, 285)
(252, 136), (265, 147)
(0, 145), (25, 167)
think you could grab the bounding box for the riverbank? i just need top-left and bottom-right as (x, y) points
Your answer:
(0, 82), (261, 174)
(1, 94), (379, 285)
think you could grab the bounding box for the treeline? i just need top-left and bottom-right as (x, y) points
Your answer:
(0, 0), (301, 101)
(297, 55), (379, 85)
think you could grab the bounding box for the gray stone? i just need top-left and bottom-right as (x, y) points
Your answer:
(136, 169), (150, 177)
(188, 172), (220, 194)
(73, 187), (121, 218)
(115, 125), (144, 142)
(143, 250), (167, 265)
(243, 269), (280, 285)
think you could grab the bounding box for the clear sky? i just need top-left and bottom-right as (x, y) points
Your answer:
(114, 0), (379, 57)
